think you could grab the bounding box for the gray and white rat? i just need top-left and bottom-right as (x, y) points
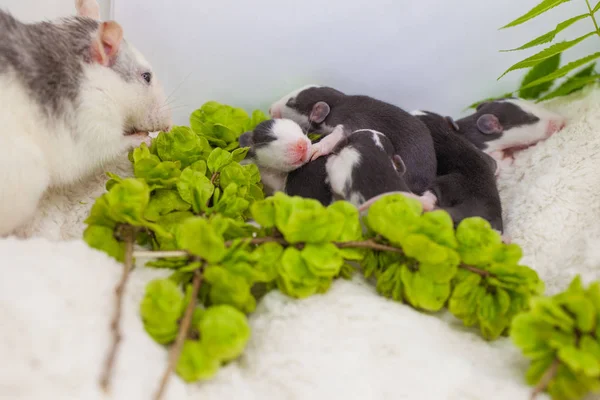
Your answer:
(453, 98), (566, 170)
(239, 119), (436, 211)
(411, 110), (504, 233)
(268, 85), (437, 195)
(0, 0), (172, 236)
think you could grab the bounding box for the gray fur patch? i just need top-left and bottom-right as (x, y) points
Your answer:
(0, 10), (98, 116)
(0, 10), (144, 116)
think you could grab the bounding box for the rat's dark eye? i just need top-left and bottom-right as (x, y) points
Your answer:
(142, 72), (152, 84)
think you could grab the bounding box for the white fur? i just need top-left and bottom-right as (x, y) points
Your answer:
(409, 110), (427, 116)
(269, 84), (320, 131)
(252, 119), (311, 173)
(4, 86), (600, 400)
(483, 98), (566, 153)
(0, 16), (171, 236)
(325, 147), (362, 206)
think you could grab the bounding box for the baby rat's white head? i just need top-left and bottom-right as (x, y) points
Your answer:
(239, 119), (312, 172)
(74, 0), (171, 154)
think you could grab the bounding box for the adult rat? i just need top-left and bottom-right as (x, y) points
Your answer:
(0, 0), (172, 236)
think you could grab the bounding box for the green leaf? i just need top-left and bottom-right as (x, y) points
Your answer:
(273, 193), (337, 244)
(520, 52), (600, 90)
(401, 265), (452, 312)
(252, 242), (284, 283)
(177, 218), (226, 263)
(250, 198), (276, 228)
(449, 273), (486, 327)
(140, 279), (185, 345)
(203, 266), (256, 313)
(500, 0), (572, 29)
(595, 0), (600, 13)
(363, 194), (423, 246)
(190, 101), (251, 146)
(83, 225), (125, 262)
(176, 340), (220, 382)
(501, 14), (589, 52)
(301, 243), (344, 278)
(144, 190), (191, 221)
(558, 346), (600, 377)
(537, 66), (599, 102)
(197, 305), (251, 362)
(231, 147), (249, 162)
(245, 109), (269, 131)
(219, 163), (248, 189)
(207, 148), (234, 173)
(519, 53), (561, 99)
(376, 263), (404, 302)
(154, 126), (211, 168)
(455, 218), (503, 266)
(277, 247), (321, 298)
(498, 33), (595, 79)
(177, 167), (215, 213)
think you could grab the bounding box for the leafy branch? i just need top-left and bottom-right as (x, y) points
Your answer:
(469, 0), (600, 108)
(82, 100), (600, 400)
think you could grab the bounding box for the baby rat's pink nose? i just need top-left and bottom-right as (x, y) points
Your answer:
(546, 119), (566, 137)
(271, 107), (282, 119)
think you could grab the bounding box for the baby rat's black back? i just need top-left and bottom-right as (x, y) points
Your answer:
(325, 129), (411, 207)
(414, 111), (503, 232)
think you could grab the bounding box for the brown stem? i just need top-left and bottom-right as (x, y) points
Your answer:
(336, 239), (403, 254)
(459, 264), (492, 277)
(99, 225), (135, 393)
(530, 358), (560, 400)
(210, 172), (219, 185)
(153, 270), (203, 400)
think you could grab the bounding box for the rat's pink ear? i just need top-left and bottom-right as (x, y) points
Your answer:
(91, 21), (123, 66)
(476, 114), (503, 135)
(76, 0), (100, 20)
(309, 101), (331, 124)
(393, 155), (407, 176)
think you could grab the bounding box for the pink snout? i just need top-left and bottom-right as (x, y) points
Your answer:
(546, 118), (566, 137)
(288, 138), (311, 166)
(270, 106), (282, 119)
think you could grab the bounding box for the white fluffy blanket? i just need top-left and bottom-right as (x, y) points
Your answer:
(3, 87), (600, 400)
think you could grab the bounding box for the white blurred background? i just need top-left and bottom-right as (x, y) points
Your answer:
(2, 0), (599, 125)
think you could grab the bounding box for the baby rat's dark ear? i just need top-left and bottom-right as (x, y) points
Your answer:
(392, 155), (407, 176)
(445, 116), (460, 132)
(238, 131), (254, 148)
(309, 101), (331, 124)
(476, 114), (503, 135)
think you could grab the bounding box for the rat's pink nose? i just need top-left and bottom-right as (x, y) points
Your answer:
(271, 107), (282, 119)
(289, 139), (310, 164)
(546, 119), (566, 137)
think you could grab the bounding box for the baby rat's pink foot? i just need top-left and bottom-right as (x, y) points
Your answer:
(310, 124), (347, 161)
(419, 190), (438, 211)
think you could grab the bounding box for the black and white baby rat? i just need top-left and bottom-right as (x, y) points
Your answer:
(0, 0), (172, 236)
(268, 85), (437, 195)
(453, 98), (566, 170)
(411, 110), (504, 234)
(239, 119), (436, 211)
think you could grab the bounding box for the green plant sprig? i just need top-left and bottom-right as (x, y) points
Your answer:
(83, 101), (598, 400)
(468, 0), (600, 109)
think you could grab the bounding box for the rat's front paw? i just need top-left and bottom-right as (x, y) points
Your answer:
(419, 190), (438, 212)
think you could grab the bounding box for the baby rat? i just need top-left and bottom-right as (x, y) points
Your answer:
(454, 98), (566, 170)
(239, 119), (436, 211)
(0, 0), (172, 236)
(268, 85), (437, 195)
(411, 110), (504, 233)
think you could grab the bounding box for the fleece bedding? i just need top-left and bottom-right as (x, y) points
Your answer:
(2, 86), (600, 400)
